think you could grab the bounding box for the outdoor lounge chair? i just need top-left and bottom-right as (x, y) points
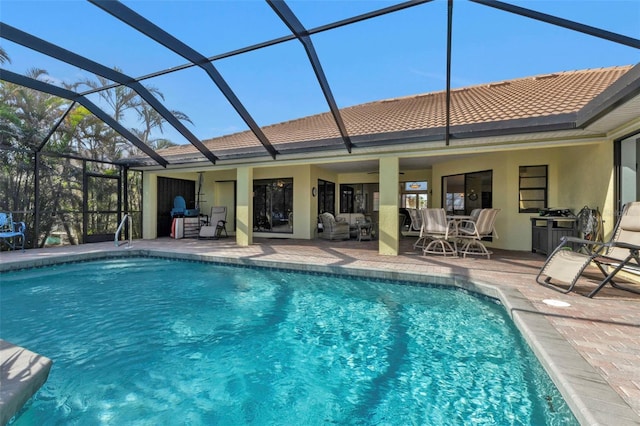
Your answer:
(199, 206), (227, 239)
(0, 212), (26, 252)
(536, 201), (640, 298)
(421, 208), (458, 257)
(457, 208), (500, 259)
(318, 212), (350, 240)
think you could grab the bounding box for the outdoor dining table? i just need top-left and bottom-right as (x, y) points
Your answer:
(446, 215), (474, 233)
(446, 215), (474, 223)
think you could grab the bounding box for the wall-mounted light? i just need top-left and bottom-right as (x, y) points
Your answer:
(312, 187), (317, 197)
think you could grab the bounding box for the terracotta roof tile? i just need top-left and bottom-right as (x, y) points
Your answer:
(157, 65), (632, 159)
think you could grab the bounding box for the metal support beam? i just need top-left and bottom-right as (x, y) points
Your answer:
(72, 1), (434, 97)
(268, 0), (354, 153)
(445, 0), (453, 146)
(122, 166), (129, 236)
(82, 159), (88, 240)
(89, 0), (278, 159)
(471, 0), (640, 49)
(0, 68), (169, 167)
(309, 0), (435, 35)
(0, 22), (218, 164)
(34, 151), (40, 249)
(38, 101), (75, 152)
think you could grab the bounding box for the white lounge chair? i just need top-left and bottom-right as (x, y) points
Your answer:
(199, 206), (227, 239)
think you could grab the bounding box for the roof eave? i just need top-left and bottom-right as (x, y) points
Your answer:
(127, 113), (580, 169)
(352, 113), (578, 147)
(576, 62), (640, 128)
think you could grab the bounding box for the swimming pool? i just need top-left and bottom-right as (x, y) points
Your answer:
(1, 257), (577, 425)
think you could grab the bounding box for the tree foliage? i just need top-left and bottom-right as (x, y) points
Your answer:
(0, 60), (187, 249)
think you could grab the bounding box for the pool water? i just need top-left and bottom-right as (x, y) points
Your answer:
(1, 258), (577, 425)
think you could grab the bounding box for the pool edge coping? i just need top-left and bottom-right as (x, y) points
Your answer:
(2, 248), (639, 425)
(0, 340), (53, 426)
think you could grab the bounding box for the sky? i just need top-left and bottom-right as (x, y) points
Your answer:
(1, 0), (639, 145)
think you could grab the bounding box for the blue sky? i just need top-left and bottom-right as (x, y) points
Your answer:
(2, 0), (639, 145)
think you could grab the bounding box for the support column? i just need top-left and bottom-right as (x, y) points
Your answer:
(378, 157), (399, 255)
(236, 166), (253, 246)
(34, 151), (40, 248)
(142, 173), (157, 239)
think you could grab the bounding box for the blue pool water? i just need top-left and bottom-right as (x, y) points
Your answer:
(1, 257), (577, 425)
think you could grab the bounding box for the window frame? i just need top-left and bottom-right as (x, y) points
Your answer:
(317, 179), (335, 215)
(519, 165), (548, 213)
(401, 181), (428, 209)
(253, 178), (293, 233)
(441, 170), (492, 215)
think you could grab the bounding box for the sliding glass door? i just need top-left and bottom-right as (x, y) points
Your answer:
(615, 132), (640, 215)
(442, 170), (493, 215)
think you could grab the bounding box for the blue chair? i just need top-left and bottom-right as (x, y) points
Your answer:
(170, 196), (186, 218)
(0, 212), (26, 252)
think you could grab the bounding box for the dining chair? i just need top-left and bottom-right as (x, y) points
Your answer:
(457, 208), (500, 259)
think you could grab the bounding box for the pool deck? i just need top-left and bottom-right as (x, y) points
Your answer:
(1, 236), (639, 425)
(0, 340), (52, 426)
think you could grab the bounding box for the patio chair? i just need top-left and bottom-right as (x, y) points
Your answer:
(318, 212), (350, 240)
(453, 208), (482, 234)
(170, 196), (187, 218)
(457, 208), (500, 259)
(412, 208), (430, 249)
(421, 208), (458, 257)
(465, 208), (482, 226)
(402, 208), (422, 239)
(199, 206), (227, 239)
(407, 208), (422, 232)
(0, 212), (26, 252)
(536, 202), (640, 298)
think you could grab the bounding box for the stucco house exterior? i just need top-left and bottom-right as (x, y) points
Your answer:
(135, 63), (640, 256)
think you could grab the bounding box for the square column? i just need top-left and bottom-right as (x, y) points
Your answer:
(236, 166), (253, 246)
(142, 173), (157, 239)
(378, 157), (399, 255)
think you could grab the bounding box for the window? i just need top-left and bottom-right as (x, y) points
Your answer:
(519, 165), (547, 213)
(253, 178), (293, 233)
(442, 171), (492, 215)
(340, 184), (355, 213)
(317, 179), (335, 215)
(339, 183), (378, 214)
(401, 181), (428, 209)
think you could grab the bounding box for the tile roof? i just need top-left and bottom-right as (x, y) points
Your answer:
(157, 65), (633, 160)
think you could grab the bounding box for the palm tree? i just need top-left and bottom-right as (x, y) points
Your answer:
(132, 97), (186, 151)
(77, 70), (187, 158)
(0, 47), (10, 64)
